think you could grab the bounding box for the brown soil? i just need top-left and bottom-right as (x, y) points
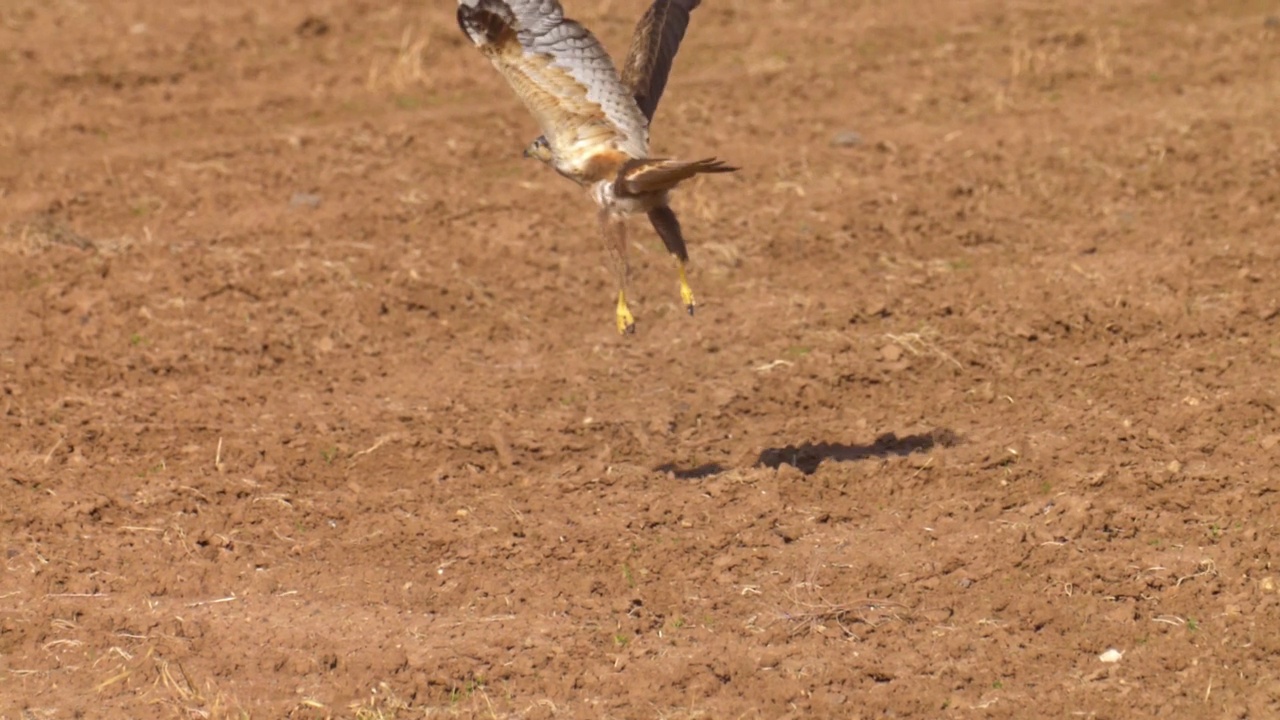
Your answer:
(3, 0), (1280, 717)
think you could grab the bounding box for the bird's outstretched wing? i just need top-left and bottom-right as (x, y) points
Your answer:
(620, 0), (703, 122)
(457, 0), (649, 163)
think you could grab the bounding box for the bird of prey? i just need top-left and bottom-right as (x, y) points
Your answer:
(456, 0), (735, 334)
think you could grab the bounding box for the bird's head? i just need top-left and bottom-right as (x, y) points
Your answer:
(523, 136), (554, 164)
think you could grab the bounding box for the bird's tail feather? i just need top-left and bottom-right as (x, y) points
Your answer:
(617, 157), (736, 195)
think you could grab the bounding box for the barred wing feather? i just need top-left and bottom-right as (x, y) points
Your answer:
(457, 0), (649, 160)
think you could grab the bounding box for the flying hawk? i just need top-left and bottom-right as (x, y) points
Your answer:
(456, 0), (735, 334)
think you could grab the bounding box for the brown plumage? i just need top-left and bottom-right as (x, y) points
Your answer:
(458, 0), (735, 334)
(620, 0), (702, 122)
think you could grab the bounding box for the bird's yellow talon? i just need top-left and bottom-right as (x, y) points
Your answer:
(616, 291), (636, 335)
(678, 261), (696, 316)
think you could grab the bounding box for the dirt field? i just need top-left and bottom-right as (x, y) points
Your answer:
(3, 0), (1279, 717)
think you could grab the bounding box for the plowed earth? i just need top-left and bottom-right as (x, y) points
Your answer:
(3, 0), (1280, 717)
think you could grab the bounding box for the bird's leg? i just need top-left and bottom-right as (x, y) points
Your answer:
(646, 206), (695, 316)
(600, 209), (635, 334)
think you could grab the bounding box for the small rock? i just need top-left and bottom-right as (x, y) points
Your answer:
(289, 192), (322, 208)
(1261, 577), (1276, 593)
(1098, 648), (1123, 663)
(863, 299), (890, 318)
(1166, 459), (1182, 473)
(773, 524), (800, 543)
(831, 131), (863, 147)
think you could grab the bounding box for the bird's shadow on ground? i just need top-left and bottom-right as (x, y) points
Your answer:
(657, 430), (960, 479)
(757, 430), (960, 475)
(653, 462), (726, 480)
